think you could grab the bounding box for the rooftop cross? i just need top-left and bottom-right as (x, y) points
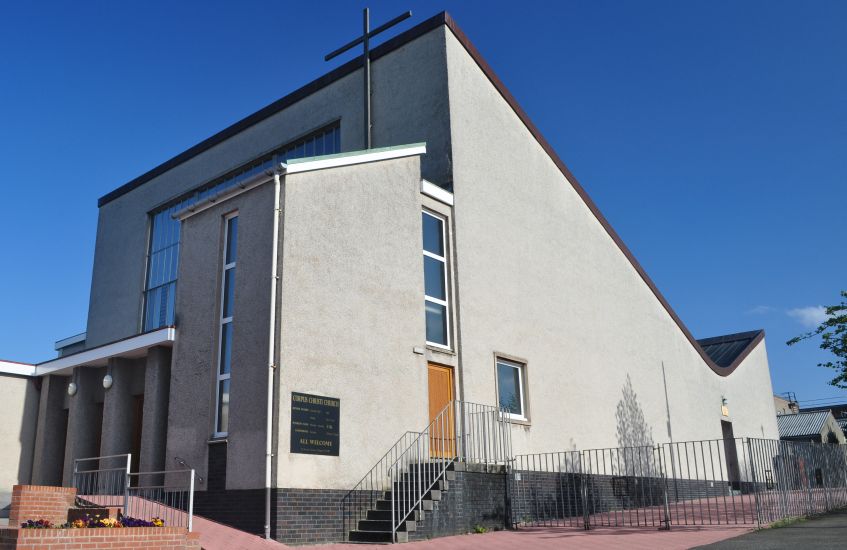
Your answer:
(325, 7), (412, 150)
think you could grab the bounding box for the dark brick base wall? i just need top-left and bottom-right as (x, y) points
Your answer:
(274, 488), (347, 545)
(410, 465), (508, 541)
(193, 489), (267, 536)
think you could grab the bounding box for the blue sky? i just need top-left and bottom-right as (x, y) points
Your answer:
(1, 1), (844, 407)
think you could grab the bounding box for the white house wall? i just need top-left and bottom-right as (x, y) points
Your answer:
(443, 29), (778, 457)
(276, 156), (430, 489)
(0, 375), (38, 514)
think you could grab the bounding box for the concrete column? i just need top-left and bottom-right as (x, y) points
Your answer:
(31, 375), (69, 486)
(99, 358), (135, 458)
(139, 346), (172, 475)
(62, 368), (104, 486)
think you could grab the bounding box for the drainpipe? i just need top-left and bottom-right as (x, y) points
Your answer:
(265, 170), (283, 539)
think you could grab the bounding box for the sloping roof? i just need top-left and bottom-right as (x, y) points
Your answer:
(837, 418), (847, 433)
(777, 411), (831, 439)
(697, 330), (765, 369)
(95, 11), (765, 379)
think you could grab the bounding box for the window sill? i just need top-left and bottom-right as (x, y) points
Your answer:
(208, 437), (228, 445)
(504, 415), (531, 427)
(426, 344), (455, 356)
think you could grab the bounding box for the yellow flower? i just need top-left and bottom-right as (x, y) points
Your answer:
(152, 517), (164, 527)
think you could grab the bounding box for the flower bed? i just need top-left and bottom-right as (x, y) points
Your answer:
(20, 515), (165, 529)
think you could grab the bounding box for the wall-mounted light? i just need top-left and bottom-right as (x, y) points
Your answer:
(102, 374), (113, 390)
(67, 381), (77, 396)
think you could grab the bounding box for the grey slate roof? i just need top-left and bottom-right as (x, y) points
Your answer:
(696, 330), (764, 369)
(777, 411), (831, 439)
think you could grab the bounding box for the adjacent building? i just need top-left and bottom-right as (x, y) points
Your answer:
(777, 410), (846, 444)
(0, 11), (781, 542)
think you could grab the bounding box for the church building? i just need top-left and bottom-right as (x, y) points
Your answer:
(0, 11), (778, 544)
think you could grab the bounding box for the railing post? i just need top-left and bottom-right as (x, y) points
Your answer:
(744, 438), (761, 528)
(390, 463), (396, 544)
(581, 451), (590, 530)
(124, 453), (131, 515)
(658, 446), (671, 530)
(188, 469), (195, 532)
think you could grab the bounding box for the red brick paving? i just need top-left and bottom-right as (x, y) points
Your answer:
(310, 525), (751, 550)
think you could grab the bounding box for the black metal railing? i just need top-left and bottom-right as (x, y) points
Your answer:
(511, 438), (847, 530)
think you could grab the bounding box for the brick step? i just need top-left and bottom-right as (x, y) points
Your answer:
(375, 498), (434, 512)
(393, 479), (449, 493)
(349, 530), (408, 543)
(358, 519), (416, 532)
(367, 509), (424, 521)
(384, 488), (441, 502)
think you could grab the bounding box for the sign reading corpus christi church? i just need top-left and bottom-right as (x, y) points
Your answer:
(290, 392), (340, 456)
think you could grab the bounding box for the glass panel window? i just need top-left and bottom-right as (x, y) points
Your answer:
(423, 256), (446, 300)
(422, 213), (444, 256)
(425, 301), (448, 346)
(143, 124), (340, 331)
(422, 211), (449, 348)
(222, 268), (236, 319)
(225, 217), (238, 264)
(219, 322), (233, 375)
(497, 359), (526, 419)
(217, 379), (231, 433)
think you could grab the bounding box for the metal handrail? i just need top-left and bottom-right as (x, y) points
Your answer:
(127, 468), (195, 531)
(341, 430), (422, 540)
(71, 453), (196, 532)
(388, 400), (513, 542)
(342, 400), (513, 542)
(389, 401), (455, 542)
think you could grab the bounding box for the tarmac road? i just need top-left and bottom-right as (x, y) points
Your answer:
(695, 508), (847, 550)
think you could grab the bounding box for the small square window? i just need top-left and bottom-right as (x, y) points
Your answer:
(496, 358), (527, 420)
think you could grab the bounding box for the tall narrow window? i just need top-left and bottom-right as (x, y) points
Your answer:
(422, 211), (449, 348)
(215, 215), (238, 436)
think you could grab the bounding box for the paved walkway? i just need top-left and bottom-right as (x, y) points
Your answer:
(309, 526), (751, 550)
(192, 516), (286, 550)
(695, 508), (847, 550)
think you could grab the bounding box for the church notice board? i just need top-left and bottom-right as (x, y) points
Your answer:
(290, 392), (340, 456)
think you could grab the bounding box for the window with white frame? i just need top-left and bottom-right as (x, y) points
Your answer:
(422, 211), (449, 348)
(496, 358), (527, 419)
(215, 215), (238, 436)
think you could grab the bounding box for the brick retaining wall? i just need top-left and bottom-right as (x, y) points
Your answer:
(0, 527), (200, 549)
(7, 486), (76, 528)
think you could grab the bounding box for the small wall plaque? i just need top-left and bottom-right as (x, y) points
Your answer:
(290, 392), (340, 456)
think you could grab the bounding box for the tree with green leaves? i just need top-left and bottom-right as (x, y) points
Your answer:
(786, 291), (847, 389)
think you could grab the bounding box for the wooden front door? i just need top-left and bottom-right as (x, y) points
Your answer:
(427, 364), (455, 458)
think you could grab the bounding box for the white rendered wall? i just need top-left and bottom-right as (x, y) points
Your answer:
(443, 29), (778, 457)
(0, 375), (38, 515)
(276, 156), (430, 489)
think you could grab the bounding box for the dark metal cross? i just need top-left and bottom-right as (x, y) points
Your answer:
(325, 8), (412, 150)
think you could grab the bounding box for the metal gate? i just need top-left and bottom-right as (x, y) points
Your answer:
(509, 438), (847, 530)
